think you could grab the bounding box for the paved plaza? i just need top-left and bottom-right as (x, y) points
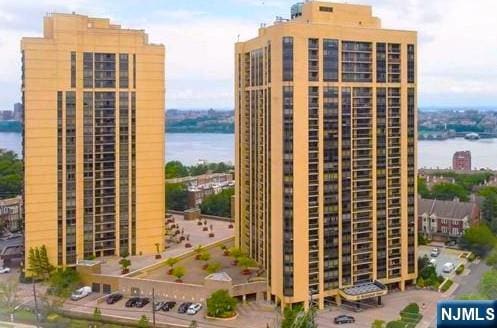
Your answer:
(98, 214), (235, 276)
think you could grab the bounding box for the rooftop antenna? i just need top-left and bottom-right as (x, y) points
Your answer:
(237, 34), (240, 42)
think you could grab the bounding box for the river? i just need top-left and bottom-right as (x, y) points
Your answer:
(1, 132), (496, 169)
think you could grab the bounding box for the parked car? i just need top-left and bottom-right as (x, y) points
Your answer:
(443, 262), (455, 273)
(70, 286), (92, 301)
(135, 297), (150, 308)
(334, 315), (355, 324)
(154, 301), (165, 311)
(446, 240), (457, 247)
(162, 301), (176, 311)
(431, 248), (440, 257)
(429, 258), (437, 265)
(178, 302), (192, 314)
(125, 297), (140, 307)
(106, 293), (123, 304)
(0, 267), (10, 274)
(187, 303), (202, 315)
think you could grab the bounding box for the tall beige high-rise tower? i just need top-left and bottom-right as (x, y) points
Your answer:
(235, 1), (417, 309)
(22, 13), (165, 268)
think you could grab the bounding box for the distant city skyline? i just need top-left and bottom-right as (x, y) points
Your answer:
(1, 0), (497, 108)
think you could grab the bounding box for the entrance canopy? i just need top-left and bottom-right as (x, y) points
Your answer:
(339, 281), (387, 301)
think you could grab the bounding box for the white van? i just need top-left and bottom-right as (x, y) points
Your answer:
(70, 286), (92, 301)
(443, 262), (455, 273)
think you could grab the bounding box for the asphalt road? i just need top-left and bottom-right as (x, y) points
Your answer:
(452, 260), (490, 297)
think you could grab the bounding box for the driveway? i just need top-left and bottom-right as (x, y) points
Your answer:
(316, 289), (444, 328)
(452, 260), (490, 297)
(418, 246), (464, 277)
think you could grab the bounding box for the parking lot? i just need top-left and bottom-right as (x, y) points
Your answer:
(65, 293), (207, 327)
(64, 293), (277, 328)
(418, 245), (465, 277)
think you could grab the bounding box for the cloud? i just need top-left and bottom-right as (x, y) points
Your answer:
(0, 0), (497, 108)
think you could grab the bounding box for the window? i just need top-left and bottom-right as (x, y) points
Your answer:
(282, 37), (293, 81)
(70, 52), (76, 88)
(323, 39), (338, 82)
(320, 6), (333, 12)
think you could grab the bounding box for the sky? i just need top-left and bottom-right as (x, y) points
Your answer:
(1, 0), (497, 109)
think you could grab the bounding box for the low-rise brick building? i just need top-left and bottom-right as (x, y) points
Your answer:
(418, 197), (480, 241)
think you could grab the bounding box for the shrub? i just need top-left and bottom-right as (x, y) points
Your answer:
(205, 262), (221, 274)
(402, 303), (419, 314)
(418, 234), (430, 246)
(416, 276), (425, 288)
(456, 264), (465, 275)
(138, 315), (150, 328)
(468, 253), (476, 262)
(165, 257), (179, 273)
(228, 247), (244, 259)
(206, 289), (237, 318)
(440, 279), (454, 292)
(385, 320), (405, 328)
(48, 268), (81, 298)
(199, 251), (211, 262)
(172, 266), (186, 282)
(372, 320), (385, 328)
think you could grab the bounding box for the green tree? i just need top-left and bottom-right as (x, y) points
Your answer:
(486, 247), (497, 268)
(200, 188), (234, 218)
(482, 192), (497, 233)
(165, 257), (179, 271)
(165, 183), (188, 211)
(189, 164), (209, 176)
(479, 186), (497, 198)
(205, 262), (221, 274)
(237, 256), (257, 273)
(418, 255), (431, 273)
(417, 177), (430, 198)
(48, 268), (81, 298)
(137, 315), (150, 328)
(282, 305), (317, 328)
(479, 269), (497, 299)
(172, 266), (186, 281)
(27, 245), (53, 279)
(206, 289), (237, 318)
(460, 224), (497, 256)
(165, 161), (189, 179)
(0, 279), (19, 322)
(430, 183), (469, 201)
(199, 251), (211, 262)
(0, 149), (23, 198)
(228, 247), (244, 259)
(28, 247), (42, 278)
(39, 245), (53, 277)
(119, 257), (131, 274)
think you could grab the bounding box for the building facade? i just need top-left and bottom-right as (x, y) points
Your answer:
(0, 196), (23, 232)
(235, 1), (417, 309)
(452, 151), (471, 171)
(418, 197), (479, 241)
(22, 14), (165, 268)
(13, 103), (23, 122)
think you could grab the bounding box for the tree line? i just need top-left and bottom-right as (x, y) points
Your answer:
(0, 149), (22, 198)
(165, 160), (233, 179)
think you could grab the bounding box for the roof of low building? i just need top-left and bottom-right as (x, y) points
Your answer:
(418, 197), (477, 220)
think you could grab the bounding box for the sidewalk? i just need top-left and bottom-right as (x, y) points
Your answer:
(0, 321), (37, 328)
